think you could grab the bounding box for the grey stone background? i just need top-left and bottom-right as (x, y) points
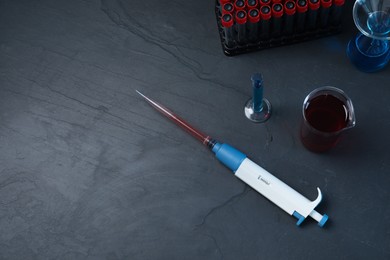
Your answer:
(0, 0), (389, 259)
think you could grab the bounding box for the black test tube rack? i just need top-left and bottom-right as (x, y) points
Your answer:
(216, 0), (345, 56)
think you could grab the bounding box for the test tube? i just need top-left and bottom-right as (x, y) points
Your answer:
(307, 0), (320, 30)
(219, 0), (231, 5)
(296, 0), (308, 33)
(272, 3), (284, 37)
(235, 10), (248, 45)
(247, 0), (258, 9)
(259, 0), (271, 6)
(248, 8), (261, 43)
(221, 13), (235, 48)
(330, 0), (344, 26)
(222, 2), (234, 14)
(284, 1), (296, 35)
(320, 0), (332, 28)
(218, 0), (231, 16)
(234, 0), (246, 11)
(260, 5), (271, 39)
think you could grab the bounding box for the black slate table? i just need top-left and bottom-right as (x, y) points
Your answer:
(1, 0), (389, 259)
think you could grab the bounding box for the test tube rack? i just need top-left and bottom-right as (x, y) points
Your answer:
(216, 0), (345, 56)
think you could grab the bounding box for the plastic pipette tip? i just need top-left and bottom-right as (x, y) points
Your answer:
(135, 89), (146, 98)
(136, 90), (214, 145)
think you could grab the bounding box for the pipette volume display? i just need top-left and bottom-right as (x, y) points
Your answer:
(137, 90), (328, 227)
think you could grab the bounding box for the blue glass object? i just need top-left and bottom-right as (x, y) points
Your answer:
(347, 33), (390, 72)
(252, 73), (264, 112)
(347, 0), (390, 72)
(244, 73), (271, 123)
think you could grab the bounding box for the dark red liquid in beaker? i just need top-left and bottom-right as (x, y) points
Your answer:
(301, 94), (348, 152)
(305, 94), (348, 132)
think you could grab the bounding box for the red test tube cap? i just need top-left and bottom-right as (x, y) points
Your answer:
(296, 0), (308, 13)
(260, 5), (271, 20)
(259, 0), (271, 6)
(222, 3), (234, 14)
(235, 10), (247, 24)
(247, 0), (258, 8)
(321, 0), (332, 8)
(333, 0), (345, 6)
(220, 0), (231, 4)
(248, 8), (260, 23)
(309, 0), (320, 10)
(235, 0), (246, 10)
(284, 1), (296, 16)
(221, 13), (234, 27)
(272, 3), (283, 18)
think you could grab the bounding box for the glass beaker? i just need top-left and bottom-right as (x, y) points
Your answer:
(347, 0), (390, 72)
(300, 87), (356, 153)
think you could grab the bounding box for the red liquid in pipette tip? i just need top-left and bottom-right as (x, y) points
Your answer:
(136, 90), (213, 146)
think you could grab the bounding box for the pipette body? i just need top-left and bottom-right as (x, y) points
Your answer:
(137, 90), (328, 227)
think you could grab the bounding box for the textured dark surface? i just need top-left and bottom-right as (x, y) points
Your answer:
(1, 0), (389, 259)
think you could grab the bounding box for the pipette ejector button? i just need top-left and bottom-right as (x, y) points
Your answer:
(318, 214), (329, 227)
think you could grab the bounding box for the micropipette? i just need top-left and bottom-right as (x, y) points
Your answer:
(136, 90), (329, 227)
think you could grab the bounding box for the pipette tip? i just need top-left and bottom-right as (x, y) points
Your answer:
(135, 89), (145, 98)
(137, 90), (216, 148)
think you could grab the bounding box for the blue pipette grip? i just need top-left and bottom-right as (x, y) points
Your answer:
(212, 142), (246, 172)
(251, 73), (264, 112)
